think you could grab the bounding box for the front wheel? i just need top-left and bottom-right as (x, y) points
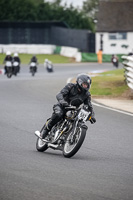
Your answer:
(36, 138), (48, 152)
(63, 127), (86, 158)
(7, 73), (12, 78)
(32, 71), (35, 76)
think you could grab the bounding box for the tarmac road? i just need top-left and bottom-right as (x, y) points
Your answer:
(0, 63), (133, 200)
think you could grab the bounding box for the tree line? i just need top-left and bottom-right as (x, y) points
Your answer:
(0, 0), (98, 32)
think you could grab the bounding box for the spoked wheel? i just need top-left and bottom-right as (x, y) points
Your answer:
(63, 127), (86, 158)
(36, 137), (48, 152)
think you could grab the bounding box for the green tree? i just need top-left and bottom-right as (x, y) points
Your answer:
(36, 2), (51, 21)
(52, 0), (62, 7)
(30, 0), (44, 5)
(0, 0), (95, 31)
(82, 0), (99, 19)
(0, 0), (37, 21)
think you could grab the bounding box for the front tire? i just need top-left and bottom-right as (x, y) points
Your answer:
(7, 73), (12, 78)
(32, 71), (35, 76)
(36, 138), (48, 152)
(63, 127), (86, 158)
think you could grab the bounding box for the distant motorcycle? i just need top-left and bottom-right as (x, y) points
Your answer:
(30, 62), (37, 76)
(12, 61), (19, 76)
(5, 61), (13, 78)
(111, 55), (119, 68)
(35, 99), (92, 158)
(46, 61), (53, 73)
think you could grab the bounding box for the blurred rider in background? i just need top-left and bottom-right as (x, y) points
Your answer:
(13, 53), (21, 73)
(29, 55), (38, 72)
(3, 51), (13, 74)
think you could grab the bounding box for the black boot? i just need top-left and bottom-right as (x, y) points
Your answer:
(41, 117), (59, 139)
(41, 127), (49, 139)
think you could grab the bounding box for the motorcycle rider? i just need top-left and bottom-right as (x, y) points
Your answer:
(36, 74), (96, 139)
(48, 61), (53, 68)
(46, 60), (53, 72)
(44, 58), (49, 65)
(30, 55), (38, 72)
(44, 58), (49, 70)
(111, 54), (119, 68)
(3, 51), (13, 74)
(13, 53), (21, 73)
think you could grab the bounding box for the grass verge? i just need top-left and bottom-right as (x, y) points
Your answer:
(71, 69), (133, 99)
(90, 69), (133, 99)
(0, 53), (75, 65)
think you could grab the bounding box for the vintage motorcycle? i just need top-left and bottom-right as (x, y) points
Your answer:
(46, 61), (53, 73)
(5, 61), (13, 78)
(12, 61), (19, 76)
(35, 99), (92, 158)
(44, 59), (53, 73)
(30, 62), (37, 76)
(111, 55), (119, 68)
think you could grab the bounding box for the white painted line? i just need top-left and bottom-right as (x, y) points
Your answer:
(92, 102), (133, 117)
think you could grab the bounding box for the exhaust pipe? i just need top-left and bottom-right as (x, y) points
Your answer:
(48, 143), (58, 149)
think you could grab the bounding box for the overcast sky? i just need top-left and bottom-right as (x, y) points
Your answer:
(45, 0), (85, 8)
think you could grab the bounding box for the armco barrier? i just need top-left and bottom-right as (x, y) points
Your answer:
(0, 44), (82, 62)
(122, 55), (133, 90)
(60, 46), (81, 62)
(0, 44), (56, 54)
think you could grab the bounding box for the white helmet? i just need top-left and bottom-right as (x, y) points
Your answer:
(14, 53), (18, 57)
(6, 51), (11, 56)
(45, 59), (48, 62)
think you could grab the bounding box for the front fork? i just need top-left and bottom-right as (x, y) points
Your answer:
(69, 119), (79, 143)
(70, 120), (88, 142)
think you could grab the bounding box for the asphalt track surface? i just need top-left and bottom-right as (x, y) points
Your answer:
(0, 63), (133, 200)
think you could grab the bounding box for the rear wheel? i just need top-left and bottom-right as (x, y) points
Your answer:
(63, 127), (86, 158)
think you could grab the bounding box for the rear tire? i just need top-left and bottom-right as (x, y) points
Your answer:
(36, 138), (48, 152)
(63, 127), (86, 158)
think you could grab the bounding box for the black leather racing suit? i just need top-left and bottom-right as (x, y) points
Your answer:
(13, 57), (21, 73)
(13, 56), (21, 64)
(46, 83), (94, 130)
(30, 57), (38, 72)
(3, 56), (13, 74)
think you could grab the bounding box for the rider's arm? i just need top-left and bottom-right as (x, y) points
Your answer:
(56, 83), (74, 105)
(84, 92), (94, 115)
(84, 93), (96, 123)
(18, 57), (21, 64)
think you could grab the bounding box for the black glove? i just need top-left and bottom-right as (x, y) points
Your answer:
(90, 117), (96, 124)
(83, 105), (89, 111)
(60, 100), (69, 107)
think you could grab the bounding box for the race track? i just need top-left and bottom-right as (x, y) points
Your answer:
(0, 63), (133, 200)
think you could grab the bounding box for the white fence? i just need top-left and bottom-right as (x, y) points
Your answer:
(0, 44), (82, 62)
(0, 44), (56, 54)
(122, 55), (133, 90)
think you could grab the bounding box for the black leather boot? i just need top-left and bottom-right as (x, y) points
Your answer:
(41, 127), (49, 139)
(41, 116), (60, 139)
(41, 119), (53, 139)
